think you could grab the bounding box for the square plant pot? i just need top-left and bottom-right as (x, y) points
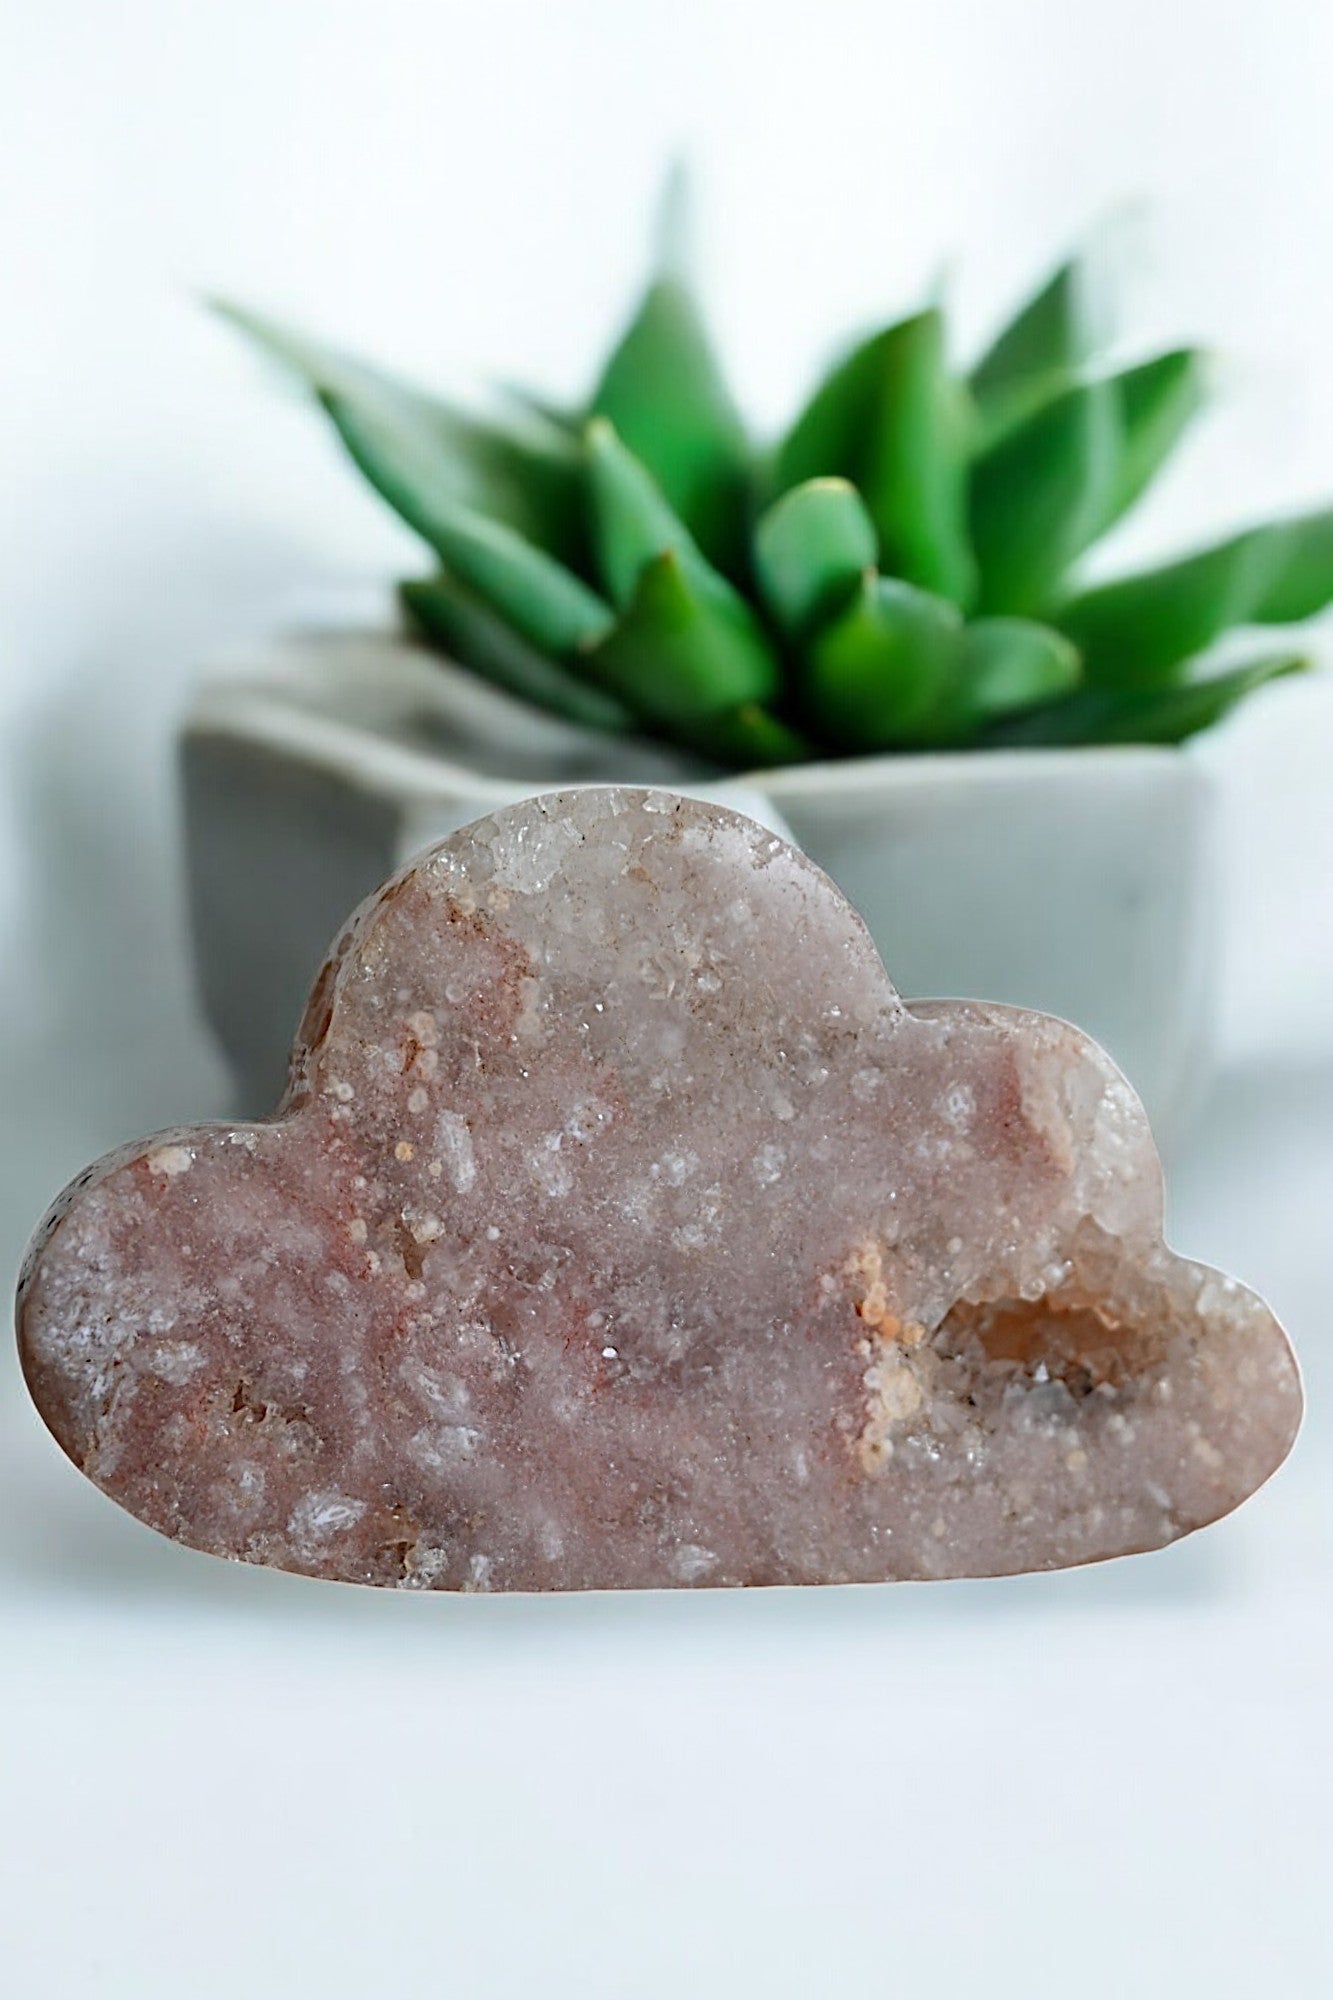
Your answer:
(181, 627), (1218, 1142)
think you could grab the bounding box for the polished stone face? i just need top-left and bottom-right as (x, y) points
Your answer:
(16, 789), (1301, 1590)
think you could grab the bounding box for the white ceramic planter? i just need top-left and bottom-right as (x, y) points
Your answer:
(181, 628), (1217, 1140)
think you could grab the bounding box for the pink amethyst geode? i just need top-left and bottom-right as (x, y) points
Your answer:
(17, 789), (1300, 1589)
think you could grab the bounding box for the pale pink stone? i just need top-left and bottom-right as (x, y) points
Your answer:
(16, 790), (1301, 1589)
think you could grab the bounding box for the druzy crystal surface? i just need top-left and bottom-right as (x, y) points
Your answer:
(17, 789), (1300, 1589)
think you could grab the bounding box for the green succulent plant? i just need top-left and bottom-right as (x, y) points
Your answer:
(218, 220), (1332, 768)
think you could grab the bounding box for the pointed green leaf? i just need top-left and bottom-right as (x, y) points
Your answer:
(582, 421), (784, 741)
(215, 300), (585, 568)
(583, 416), (704, 608)
(985, 653), (1307, 746)
(582, 550), (779, 730)
(337, 444), (610, 655)
(799, 574), (963, 750)
(970, 376), (1121, 615)
(970, 254), (1109, 443)
(1250, 508), (1333, 621)
(775, 310), (975, 604)
(681, 703), (812, 770)
(951, 619), (1083, 734)
(399, 574), (630, 733)
(1059, 533), (1271, 685)
(971, 347), (1208, 607)
(1101, 348), (1209, 534)
(753, 478), (877, 636)
(589, 277), (750, 576)
(1058, 508), (1333, 686)
(972, 258), (1090, 396)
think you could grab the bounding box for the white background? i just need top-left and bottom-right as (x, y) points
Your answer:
(2, 3), (1331, 1994)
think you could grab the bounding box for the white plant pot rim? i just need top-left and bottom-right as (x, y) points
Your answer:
(190, 625), (1198, 808)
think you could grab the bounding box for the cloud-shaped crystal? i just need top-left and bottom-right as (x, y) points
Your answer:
(17, 789), (1300, 1588)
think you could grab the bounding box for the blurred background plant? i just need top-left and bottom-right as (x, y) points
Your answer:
(220, 192), (1333, 770)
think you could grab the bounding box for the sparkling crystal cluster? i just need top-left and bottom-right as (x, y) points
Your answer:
(17, 790), (1300, 1588)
